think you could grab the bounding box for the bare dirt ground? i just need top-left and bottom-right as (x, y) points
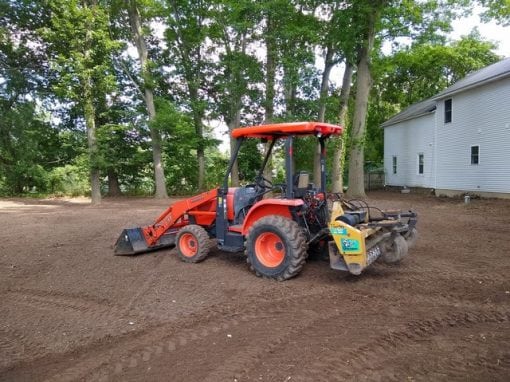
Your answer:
(1, 191), (509, 382)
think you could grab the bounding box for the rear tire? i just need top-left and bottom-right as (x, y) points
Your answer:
(381, 235), (408, 264)
(245, 215), (307, 281)
(176, 225), (211, 263)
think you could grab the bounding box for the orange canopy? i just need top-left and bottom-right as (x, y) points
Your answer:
(231, 122), (343, 139)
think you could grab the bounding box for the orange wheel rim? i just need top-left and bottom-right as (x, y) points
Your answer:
(254, 232), (285, 268)
(179, 233), (197, 257)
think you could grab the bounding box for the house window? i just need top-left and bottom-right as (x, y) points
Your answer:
(392, 156), (397, 174)
(444, 98), (452, 123)
(471, 146), (479, 165)
(418, 153), (424, 174)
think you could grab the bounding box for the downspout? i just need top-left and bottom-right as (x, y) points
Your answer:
(433, 104), (438, 191)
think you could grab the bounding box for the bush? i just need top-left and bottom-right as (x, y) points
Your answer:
(49, 157), (90, 196)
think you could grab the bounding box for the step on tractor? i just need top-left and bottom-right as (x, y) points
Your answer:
(114, 122), (418, 279)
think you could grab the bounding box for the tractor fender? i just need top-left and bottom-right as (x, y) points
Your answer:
(241, 199), (304, 235)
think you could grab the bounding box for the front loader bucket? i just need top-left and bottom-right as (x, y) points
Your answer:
(114, 228), (150, 255)
(114, 228), (177, 255)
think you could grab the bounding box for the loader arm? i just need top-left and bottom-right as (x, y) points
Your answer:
(143, 189), (218, 246)
(114, 189), (218, 255)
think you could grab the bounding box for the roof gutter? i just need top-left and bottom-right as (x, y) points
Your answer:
(433, 72), (510, 101)
(380, 109), (436, 128)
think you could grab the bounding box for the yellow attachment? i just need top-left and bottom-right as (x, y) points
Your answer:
(329, 200), (344, 222)
(328, 201), (374, 274)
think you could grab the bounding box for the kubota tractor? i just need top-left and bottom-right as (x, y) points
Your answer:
(114, 122), (417, 279)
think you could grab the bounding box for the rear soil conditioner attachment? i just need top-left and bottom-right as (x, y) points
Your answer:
(328, 198), (417, 275)
(114, 122), (418, 280)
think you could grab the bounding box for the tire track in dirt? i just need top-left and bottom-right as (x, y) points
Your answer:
(41, 287), (339, 382)
(0, 327), (45, 369)
(83, 287), (488, 382)
(119, 252), (170, 317)
(0, 287), (163, 374)
(379, 333), (510, 381)
(295, 309), (509, 381)
(203, 292), (497, 382)
(200, 305), (344, 382)
(5, 289), (113, 313)
(402, 261), (510, 285)
(3, 288), (159, 323)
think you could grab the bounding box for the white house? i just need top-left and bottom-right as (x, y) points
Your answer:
(382, 57), (510, 198)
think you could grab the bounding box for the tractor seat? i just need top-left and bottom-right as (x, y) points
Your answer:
(293, 171), (313, 198)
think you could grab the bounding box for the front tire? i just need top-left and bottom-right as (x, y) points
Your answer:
(176, 225), (211, 263)
(245, 216), (307, 281)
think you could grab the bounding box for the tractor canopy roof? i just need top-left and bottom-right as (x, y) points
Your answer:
(231, 121), (343, 139)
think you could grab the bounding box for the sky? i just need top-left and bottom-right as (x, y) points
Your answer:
(325, 7), (510, 88)
(450, 8), (510, 57)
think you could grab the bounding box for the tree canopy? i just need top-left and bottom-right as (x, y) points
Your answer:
(0, 0), (505, 199)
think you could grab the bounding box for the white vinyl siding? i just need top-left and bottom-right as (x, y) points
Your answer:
(384, 113), (435, 188)
(435, 78), (510, 193)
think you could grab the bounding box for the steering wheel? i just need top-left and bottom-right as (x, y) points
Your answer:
(255, 175), (273, 190)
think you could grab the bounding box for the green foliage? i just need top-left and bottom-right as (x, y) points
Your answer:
(480, 0), (510, 25)
(205, 149), (229, 189)
(0, 0), (506, 198)
(374, 31), (500, 107)
(48, 156), (90, 196)
(237, 139), (263, 182)
(365, 31), (500, 164)
(0, 102), (62, 195)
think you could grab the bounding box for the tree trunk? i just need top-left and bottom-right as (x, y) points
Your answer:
(263, 13), (276, 182)
(127, 0), (168, 198)
(332, 61), (354, 193)
(83, 21), (101, 205)
(107, 169), (122, 196)
(314, 46), (335, 188)
(84, 80), (101, 204)
(228, 107), (241, 186)
(193, 110), (206, 191)
(346, 9), (378, 199)
(283, 68), (297, 117)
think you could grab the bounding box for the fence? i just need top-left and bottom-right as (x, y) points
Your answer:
(364, 170), (385, 191)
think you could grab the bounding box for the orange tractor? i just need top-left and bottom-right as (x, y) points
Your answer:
(114, 122), (417, 279)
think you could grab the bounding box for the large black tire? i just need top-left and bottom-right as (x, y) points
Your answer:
(176, 225), (211, 263)
(245, 215), (308, 281)
(381, 234), (408, 264)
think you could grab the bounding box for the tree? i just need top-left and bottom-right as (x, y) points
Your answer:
(209, 0), (263, 186)
(164, 0), (214, 191)
(331, 61), (354, 193)
(375, 31), (500, 108)
(480, 0), (510, 25)
(345, 1), (384, 198)
(314, 1), (356, 190)
(126, 0), (168, 198)
(362, 32), (500, 166)
(345, 0), (472, 197)
(41, 0), (120, 204)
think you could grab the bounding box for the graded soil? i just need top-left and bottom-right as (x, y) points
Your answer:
(1, 191), (509, 381)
